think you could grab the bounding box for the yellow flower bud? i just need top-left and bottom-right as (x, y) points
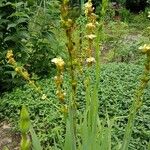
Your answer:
(6, 50), (13, 59)
(60, 105), (68, 114)
(8, 58), (16, 65)
(19, 105), (30, 134)
(56, 90), (66, 102)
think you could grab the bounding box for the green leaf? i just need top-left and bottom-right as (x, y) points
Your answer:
(2, 146), (9, 150)
(30, 125), (43, 150)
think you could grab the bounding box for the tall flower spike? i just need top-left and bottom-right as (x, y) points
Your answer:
(84, 0), (97, 65)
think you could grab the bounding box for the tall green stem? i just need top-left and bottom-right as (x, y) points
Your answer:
(121, 52), (150, 150)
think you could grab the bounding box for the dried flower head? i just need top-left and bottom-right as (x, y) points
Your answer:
(51, 57), (65, 70)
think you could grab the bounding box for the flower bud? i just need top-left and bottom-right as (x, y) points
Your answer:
(20, 105), (30, 134)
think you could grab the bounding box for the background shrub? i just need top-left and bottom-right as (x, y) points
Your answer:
(0, 0), (63, 93)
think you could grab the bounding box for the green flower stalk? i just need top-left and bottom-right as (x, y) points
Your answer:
(60, 0), (78, 145)
(51, 57), (68, 115)
(6, 50), (46, 99)
(84, 0), (97, 66)
(121, 45), (150, 150)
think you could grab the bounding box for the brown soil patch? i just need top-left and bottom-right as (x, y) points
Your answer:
(0, 122), (20, 150)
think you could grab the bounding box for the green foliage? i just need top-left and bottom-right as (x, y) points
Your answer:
(128, 12), (150, 30)
(0, 0), (30, 92)
(0, 0), (64, 93)
(119, 7), (131, 22)
(30, 125), (42, 150)
(113, 34), (147, 62)
(24, 0), (64, 75)
(0, 63), (149, 149)
(102, 16), (150, 63)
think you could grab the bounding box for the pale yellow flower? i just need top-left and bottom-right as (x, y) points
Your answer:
(86, 23), (95, 30)
(86, 34), (96, 40)
(51, 57), (65, 70)
(41, 94), (47, 100)
(86, 57), (96, 63)
(139, 44), (150, 53)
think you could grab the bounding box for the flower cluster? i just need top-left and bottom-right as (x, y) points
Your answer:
(6, 50), (30, 81)
(6, 50), (16, 65)
(6, 50), (43, 94)
(59, 0), (78, 116)
(84, 0), (97, 66)
(51, 57), (67, 113)
(60, 0), (74, 29)
(84, 0), (93, 16)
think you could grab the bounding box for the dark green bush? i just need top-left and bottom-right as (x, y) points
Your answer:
(24, 0), (64, 76)
(0, 0), (30, 92)
(125, 0), (147, 13)
(0, 0), (63, 93)
(0, 63), (149, 149)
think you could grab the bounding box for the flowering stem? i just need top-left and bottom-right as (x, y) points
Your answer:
(61, 0), (77, 144)
(121, 51), (150, 150)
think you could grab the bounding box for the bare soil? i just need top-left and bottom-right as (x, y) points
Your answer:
(0, 122), (20, 150)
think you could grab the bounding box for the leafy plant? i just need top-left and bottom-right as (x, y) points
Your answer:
(0, 0), (63, 93)
(0, 0), (30, 92)
(24, 0), (64, 75)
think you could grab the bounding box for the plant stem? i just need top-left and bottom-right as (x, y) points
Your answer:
(121, 52), (150, 150)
